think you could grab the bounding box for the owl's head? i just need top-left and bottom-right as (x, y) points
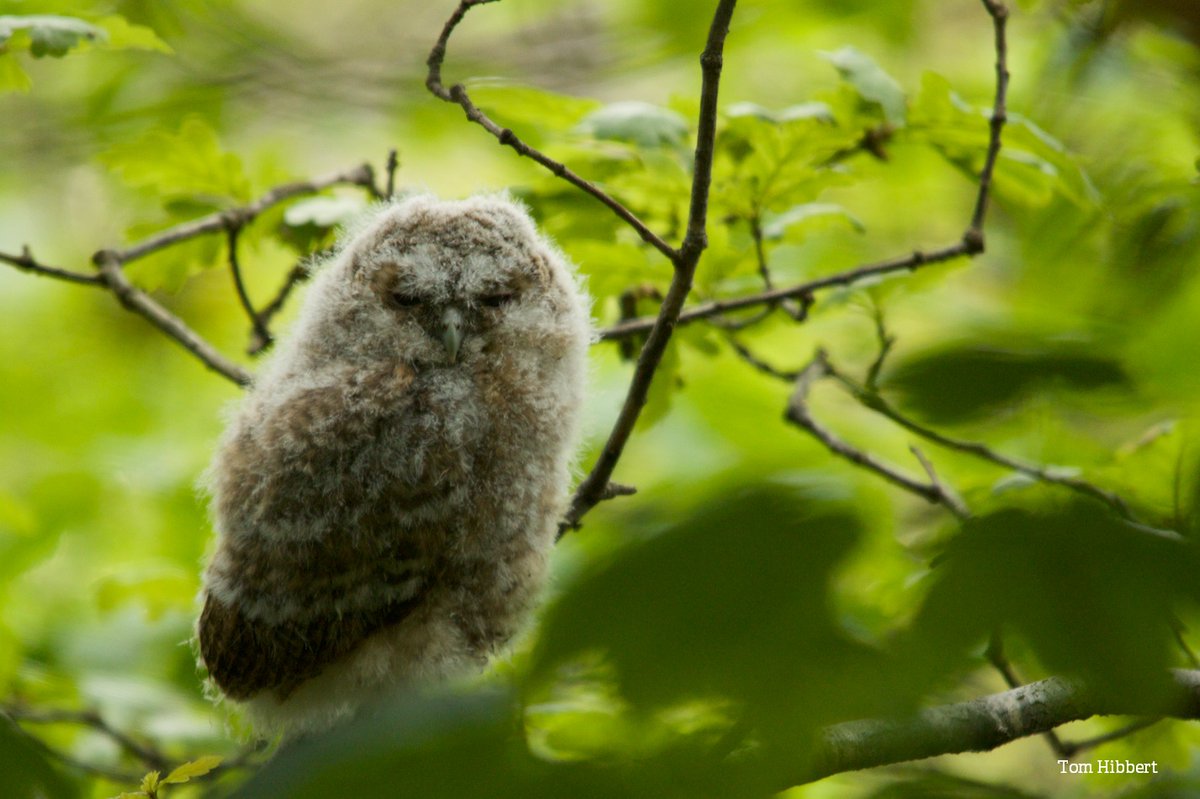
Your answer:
(293, 194), (590, 373)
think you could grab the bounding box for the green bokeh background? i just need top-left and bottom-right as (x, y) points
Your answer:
(2, 0), (1200, 796)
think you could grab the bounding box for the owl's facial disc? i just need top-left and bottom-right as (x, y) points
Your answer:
(439, 307), (464, 364)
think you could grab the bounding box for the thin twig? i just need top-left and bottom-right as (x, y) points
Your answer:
(864, 307), (894, 393)
(748, 216), (806, 321)
(1059, 718), (1160, 757)
(385, 149), (400, 200)
(784, 354), (968, 518)
(0, 246), (104, 286)
(598, 242), (971, 341)
(4, 705), (170, 772)
(226, 224), (273, 353)
(118, 164), (377, 264)
(821, 360), (1136, 522)
(94, 250), (253, 387)
(967, 0), (1010, 246)
(910, 446), (970, 518)
(984, 634), (1070, 756)
(559, 0), (739, 536)
(426, 0), (675, 261)
(247, 260), (315, 356)
(726, 336), (800, 381)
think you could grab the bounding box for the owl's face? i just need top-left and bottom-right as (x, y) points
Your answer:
(320, 195), (586, 371)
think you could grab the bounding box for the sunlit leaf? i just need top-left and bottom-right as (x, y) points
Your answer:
(163, 755), (223, 784)
(762, 202), (864, 240)
(821, 46), (907, 126)
(579, 101), (689, 149)
(0, 15), (103, 58)
(95, 15), (172, 54)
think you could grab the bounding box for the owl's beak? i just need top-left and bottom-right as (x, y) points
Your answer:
(439, 307), (464, 364)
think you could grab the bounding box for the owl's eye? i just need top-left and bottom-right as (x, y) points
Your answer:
(391, 292), (422, 308)
(480, 293), (515, 308)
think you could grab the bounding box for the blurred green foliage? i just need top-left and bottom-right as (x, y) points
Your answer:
(2, 0), (1200, 797)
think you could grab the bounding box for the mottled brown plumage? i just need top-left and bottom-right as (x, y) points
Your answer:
(197, 194), (590, 735)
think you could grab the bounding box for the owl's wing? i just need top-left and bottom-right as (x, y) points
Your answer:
(199, 586), (424, 700)
(200, 375), (439, 700)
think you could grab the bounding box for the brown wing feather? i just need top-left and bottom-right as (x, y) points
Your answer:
(198, 589), (423, 700)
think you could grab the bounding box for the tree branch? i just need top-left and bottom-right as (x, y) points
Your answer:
(598, 242), (971, 342)
(967, 0), (1010, 246)
(820, 359), (1138, 523)
(225, 224), (273, 353)
(425, 0), (676, 261)
(804, 669), (1200, 784)
(94, 250), (253, 387)
(783, 354), (970, 518)
(560, 0), (738, 535)
(117, 163), (378, 265)
(0, 246), (104, 286)
(3, 704), (170, 774)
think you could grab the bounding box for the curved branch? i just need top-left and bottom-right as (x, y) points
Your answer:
(425, 0), (676, 261)
(599, 243), (970, 341)
(560, 0), (738, 534)
(95, 250), (253, 387)
(118, 163), (378, 264)
(0, 246), (104, 286)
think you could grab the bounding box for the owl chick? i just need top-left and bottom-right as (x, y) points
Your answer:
(197, 193), (590, 736)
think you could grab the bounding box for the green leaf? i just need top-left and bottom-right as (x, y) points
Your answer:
(140, 771), (161, 793)
(578, 101), (689, 149)
(98, 116), (251, 205)
(911, 503), (1200, 703)
(532, 485), (928, 743)
(725, 101), (834, 124)
(883, 341), (1130, 423)
(0, 51), (31, 92)
(762, 202), (864, 240)
(95, 15), (172, 54)
(821, 46), (907, 126)
(163, 755), (223, 784)
(467, 82), (601, 142)
(0, 715), (77, 799)
(0, 15), (103, 58)
(908, 72), (1098, 208)
(94, 566), (194, 621)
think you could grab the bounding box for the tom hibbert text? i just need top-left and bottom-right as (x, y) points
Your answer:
(1059, 760), (1158, 775)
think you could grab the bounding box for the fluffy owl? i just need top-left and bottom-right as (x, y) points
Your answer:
(197, 193), (591, 736)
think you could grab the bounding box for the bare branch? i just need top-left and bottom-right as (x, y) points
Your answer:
(984, 633), (1070, 757)
(225, 224), (274, 354)
(1059, 718), (1160, 757)
(247, 261), (314, 356)
(598, 242), (970, 342)
(560, 0), (738, 535)
(864, 307), (894, 393)
(4, 704), (170, 773)
(821, 360), (1137, 523)
(0, 246), (104, 286)
(804, 669), (1200, 783)
(966, 0), (1010, 248)
(426, 0), (676, 261)
(910, 445), (970, 518)
(784, 354), (968, 518)
(118, 163), (377, 264)
(94, 250), (253, 387)
(385, 148), (400, 200)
